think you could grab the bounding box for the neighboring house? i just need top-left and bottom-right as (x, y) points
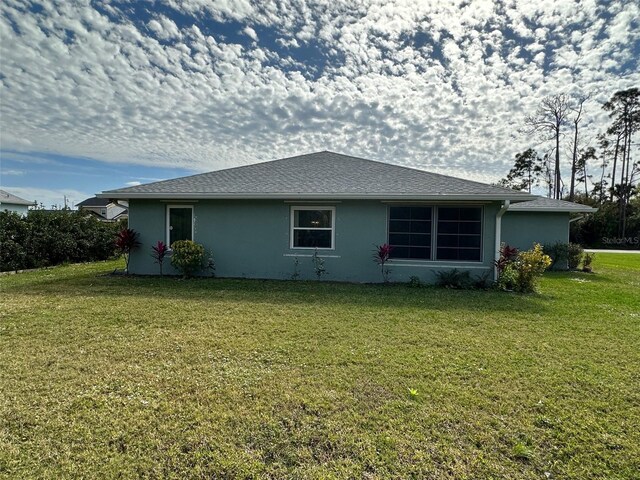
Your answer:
(0, 189), (36, 216)
(76, 196), (128, 222)
(98, 151), (594, 282)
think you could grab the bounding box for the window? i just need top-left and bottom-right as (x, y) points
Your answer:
(387, 205), (483, 262)
(388, 206), (432, 259)
(291, 206), (335, 249)
(436, 207), (482, 261)
(167, 205), (193, 246)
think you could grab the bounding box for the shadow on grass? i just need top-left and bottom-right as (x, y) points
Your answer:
(1, 265), (554, 316)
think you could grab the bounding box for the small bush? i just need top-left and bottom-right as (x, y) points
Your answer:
(567, 243), (584, 270)
(170, 240), (205, 277)
(151, 241), (168, 276)
(436, 269), (473, 289)
(407, 276), (423, 288)
(373, 243), (392, 282)
(543, 242), (569, 270)
(513, 244), (552, 293)
(495, 243), (519, 274)
(473, 271), (492, 290)
(498, 262), (519, 291)
(582, 252), (595, 272)
(116, 228), (140, 273)
(498, 243), (551, 293)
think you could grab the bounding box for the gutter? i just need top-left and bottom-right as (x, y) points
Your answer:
(569, 215), (585, 223)
(494, 200), (510, 281)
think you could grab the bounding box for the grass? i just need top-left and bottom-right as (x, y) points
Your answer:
(1, 254), (639, 479)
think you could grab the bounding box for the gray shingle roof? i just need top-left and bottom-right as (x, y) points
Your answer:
(100, 151), (535, 201)
(0, 189), (36, 206)
(508, 197), (597, 212)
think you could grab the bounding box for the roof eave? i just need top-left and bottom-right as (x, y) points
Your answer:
(508, 206), (597, 213)
(98, 192), (534, 201)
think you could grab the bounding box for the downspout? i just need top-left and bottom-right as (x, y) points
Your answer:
(494, 200), (510, 281)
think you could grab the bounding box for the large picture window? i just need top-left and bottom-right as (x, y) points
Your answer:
(291, 206), (335, 249)
(388, 205), (482, 262)
(436, 207), (482, 261)
(167, 205), (193, 246)
(388, 206), (432, 259)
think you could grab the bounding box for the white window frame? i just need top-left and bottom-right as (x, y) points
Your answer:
(166, 205), (194, 246)
(290, 206), (336, 250)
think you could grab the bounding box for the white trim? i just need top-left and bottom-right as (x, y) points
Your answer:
(387, 262), (491, 269)
(99, 192), (535, 201)
(283, 254), (341, 258)
(289, 206), (336, 250)
(166, 204), (194, 245)
(283, 200), (342, 204)
(508, 206), (596, 212)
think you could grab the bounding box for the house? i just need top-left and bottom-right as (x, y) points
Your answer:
(98, 151), (594, 282)
(76, 196), (128, 222)
(0, 189), (36, 216)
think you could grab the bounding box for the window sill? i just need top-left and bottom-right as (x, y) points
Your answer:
(387, 259), (487, 268)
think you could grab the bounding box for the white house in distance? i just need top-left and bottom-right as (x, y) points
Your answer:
(0, 189), (36, 215)
(76, 196), (128, 222)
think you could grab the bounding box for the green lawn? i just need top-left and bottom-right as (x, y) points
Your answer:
(1, 254), (639, 479)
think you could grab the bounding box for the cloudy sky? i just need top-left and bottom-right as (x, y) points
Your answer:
(1, 0), (638, 207)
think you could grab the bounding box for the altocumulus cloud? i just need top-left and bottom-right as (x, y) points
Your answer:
(0, 0), (638, 183)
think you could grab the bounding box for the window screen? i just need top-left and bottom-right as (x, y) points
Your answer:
(436, 207), (482, 261)
(388, 206), (432, 259)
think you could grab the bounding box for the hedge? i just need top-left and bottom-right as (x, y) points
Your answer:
(0, 209), (123, 272)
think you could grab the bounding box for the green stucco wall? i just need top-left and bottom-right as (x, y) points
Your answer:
(128, 199), (500, 283)
(501, 211), (569, 251)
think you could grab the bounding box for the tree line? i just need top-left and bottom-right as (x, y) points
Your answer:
(499, 87), (639, 245)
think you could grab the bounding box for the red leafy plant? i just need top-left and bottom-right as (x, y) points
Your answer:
(151, 240), (168, 276)
(495, 243), (519, 275)
(115, 228), (140, 273)
(373, 243), (393, 282)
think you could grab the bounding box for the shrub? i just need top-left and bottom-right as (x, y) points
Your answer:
(495, 243), (518, 275)
(116, 228), (141, 273)
(567, 243), (584, 270)
(512, 243), (552, 293)
(543, 242), (569, 270)
(0, 208), (119, 272)
(497, 243), (551, 293)
(373, 243), (392, 282)
(151, 241), (168, 276)
(582, 252), (595, 272)
(473, 271), (492, 290)
(436, 269), (473, 289)
(407, 275), (423, 288)
(170, 240), (205, 277)
(498, 262), (519, 291)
